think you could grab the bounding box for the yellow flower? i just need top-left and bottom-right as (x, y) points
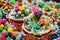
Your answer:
(8, 27), (13, 33)
(18, 6), (23, 10)
(0, 0), (4, 2)
(4, 4), (6, 6)
(0, 24), (4, 28)
(54, 9), (58, 12)
(29, 13), (35, 19)
(5, 6), (8, 9)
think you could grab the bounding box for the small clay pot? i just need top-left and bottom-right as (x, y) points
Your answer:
(6, 14), (24, 31)
(28, 0), (32, 3)
(17, 0), (22, 2)
(21, 23), (52, 40)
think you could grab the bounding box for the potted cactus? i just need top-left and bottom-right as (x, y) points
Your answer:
(21, 3), (58, 40)
(6, 3), (31, 31)
(22, 11), (58, 40)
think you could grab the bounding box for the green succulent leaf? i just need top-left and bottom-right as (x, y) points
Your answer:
(26, 21), (44, 33)
(15, 14), (20, 18)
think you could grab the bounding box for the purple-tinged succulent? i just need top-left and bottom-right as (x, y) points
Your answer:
(34, 10), (42, 19)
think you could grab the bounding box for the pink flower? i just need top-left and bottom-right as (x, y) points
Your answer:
(11, 25), (14, 28)
(14, 4), (18, 8)
(44, 11), (48, 14)
(14, 4), (18, 11)
(2, 18), (7, 23)
(32, 6), (38, 13)
(0, 20), (2, 24)
(51, 17), (56, 21)
(57, 37), (60, 40)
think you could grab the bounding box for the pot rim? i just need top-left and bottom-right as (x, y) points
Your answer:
(22, 23), (54, 35)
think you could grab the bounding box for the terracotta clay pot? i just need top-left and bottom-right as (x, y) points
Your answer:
(21, 23), (54, 40)
(22, 30), (51, 40)
(28, 0), (32, 3)
(9, 19), (24, 31)
(17, 0), (22, 2)
(6, 12), (24, 32)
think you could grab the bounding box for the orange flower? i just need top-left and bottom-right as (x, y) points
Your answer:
(39, 19), (45, 24)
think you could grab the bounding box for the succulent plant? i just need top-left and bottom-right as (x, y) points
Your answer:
(4, 9), (9, 13)
(8, 0), (15, 5)
(26, 21), (43, 33)
(43, 4), (51, 11)
(11, 11), (25, 18)
(0, 9), (3, 19)
(15, 14), (20, 18)
(23, 16), (31, 23)
(6, 36), (11, 40)
(37, 2), (51, 11)
(25, 8), (31, 15)
(37, 2), (45, 8)
(53, 22), (58, 30)
(22, 6), (26, 11)
(23, 0), (29, 5)
(34, 10), (42, 19)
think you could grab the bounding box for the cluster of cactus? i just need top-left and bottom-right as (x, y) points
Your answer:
(11, 11), (24, 18)
(8, 0), (16, 5)
(37, 2), (51, 11)
(22, 6), (31, 15)
(26, 21), (44, 33)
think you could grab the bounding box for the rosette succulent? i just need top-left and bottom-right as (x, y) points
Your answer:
(34, 10), (43, 19)
(22, 6), (31, 15)
(25, 8), (31, 15)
